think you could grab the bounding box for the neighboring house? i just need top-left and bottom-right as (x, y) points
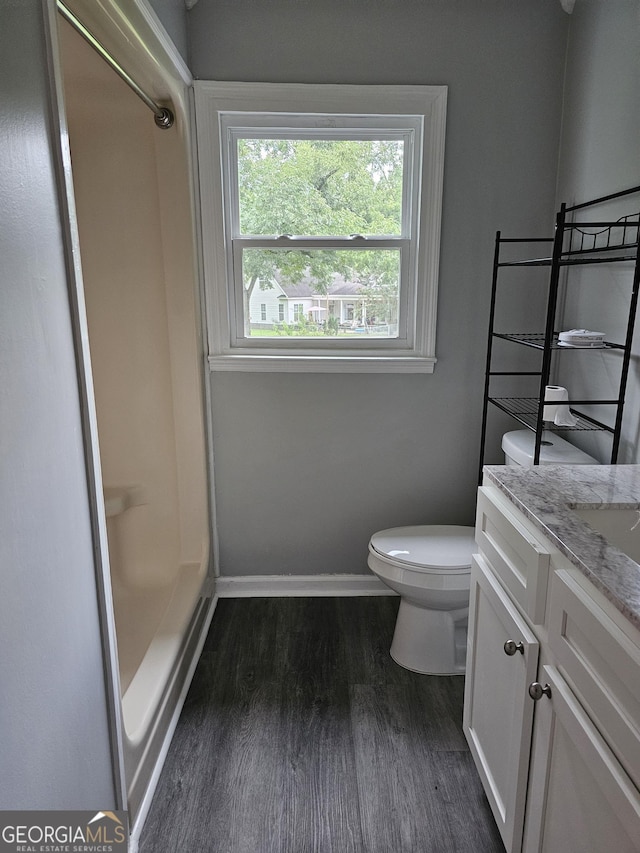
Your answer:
(248, 273), (398, 332)
(249, 277), (288, 327)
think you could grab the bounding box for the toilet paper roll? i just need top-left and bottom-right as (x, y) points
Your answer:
(543, 385), (578, 426)
(543, 385), (565, 421)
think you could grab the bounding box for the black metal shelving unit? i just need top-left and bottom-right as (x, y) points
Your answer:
(478, 185), (640, 482)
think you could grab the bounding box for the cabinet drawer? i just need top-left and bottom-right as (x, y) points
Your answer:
(548, 569), (640, 790)
(476, 486), (550, 624)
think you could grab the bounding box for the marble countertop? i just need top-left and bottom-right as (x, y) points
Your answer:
(483, 464), (640, 632)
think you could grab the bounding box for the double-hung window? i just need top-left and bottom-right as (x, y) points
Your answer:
(195, 82), (447, 372)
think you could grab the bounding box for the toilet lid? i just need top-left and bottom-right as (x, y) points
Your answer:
(369, 525), (476, 571)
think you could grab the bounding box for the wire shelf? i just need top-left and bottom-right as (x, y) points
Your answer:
(488, 397), (614, 432)
(493, 332), (623, 351)
(499, 253), (637, 267)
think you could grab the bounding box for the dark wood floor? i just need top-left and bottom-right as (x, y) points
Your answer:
(139, 597), (505, 853)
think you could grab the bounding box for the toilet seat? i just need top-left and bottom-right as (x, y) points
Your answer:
(369, 525), (475, 573)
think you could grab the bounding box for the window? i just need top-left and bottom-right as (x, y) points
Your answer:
(195, 82), (447, 372)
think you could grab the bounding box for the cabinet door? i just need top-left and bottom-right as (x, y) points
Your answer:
(464, 555), (540, 853)
(523, 665), (640, 853)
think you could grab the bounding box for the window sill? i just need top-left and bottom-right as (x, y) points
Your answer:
(207, 354), (437, 373)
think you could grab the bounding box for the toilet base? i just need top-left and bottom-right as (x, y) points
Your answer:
(390, 599), (468, 675)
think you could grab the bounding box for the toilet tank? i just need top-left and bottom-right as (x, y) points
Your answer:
(502, 429), (598, 466)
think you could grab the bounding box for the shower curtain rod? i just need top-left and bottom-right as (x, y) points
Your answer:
(57, 1), (174, 129)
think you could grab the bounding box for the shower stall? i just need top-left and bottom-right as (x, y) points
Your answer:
(54, 2), (214, 830)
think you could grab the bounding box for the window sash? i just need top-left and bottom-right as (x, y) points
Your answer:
(223, 123), (418, 240)
(230, 239), (413, 349)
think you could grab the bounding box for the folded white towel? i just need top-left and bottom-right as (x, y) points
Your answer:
(558, 329), (605, 347)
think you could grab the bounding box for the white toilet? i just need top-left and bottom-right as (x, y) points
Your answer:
(502, 429), (598, 466)
(367, 525), (476, 675)
(368, 432), (597, 676)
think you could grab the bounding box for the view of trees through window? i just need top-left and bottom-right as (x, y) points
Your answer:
(236, 138), (405, 338)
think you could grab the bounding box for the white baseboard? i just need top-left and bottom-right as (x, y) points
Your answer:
(215, 574), (396, 598)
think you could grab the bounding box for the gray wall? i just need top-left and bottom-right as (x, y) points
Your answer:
(189, 0), (569, 577)
(555, 0), (640, 463)
(0, 0), (116, 809)
(147, 0), (189, 62)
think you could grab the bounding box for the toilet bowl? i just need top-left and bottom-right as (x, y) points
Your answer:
(502, 429), (598, 466)
(367, 525), (476, 675)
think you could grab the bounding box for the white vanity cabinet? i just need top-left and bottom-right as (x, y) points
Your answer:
(464, 485), (640, 853)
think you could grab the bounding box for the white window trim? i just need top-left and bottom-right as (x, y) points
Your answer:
(194, 81), (447, 373)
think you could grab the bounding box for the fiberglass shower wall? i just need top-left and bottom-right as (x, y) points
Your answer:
(58, 13), (210, 811)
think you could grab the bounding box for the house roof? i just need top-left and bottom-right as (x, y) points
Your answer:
(275, 273), (364, 299)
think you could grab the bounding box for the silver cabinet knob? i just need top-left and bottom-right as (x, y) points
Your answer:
(504, 639), (525, 656)
(529, 682), (552, 701)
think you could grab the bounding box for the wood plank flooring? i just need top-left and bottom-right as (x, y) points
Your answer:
(139, 597), (505, 853)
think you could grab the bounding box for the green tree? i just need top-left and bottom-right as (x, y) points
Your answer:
(236, 138), (403, 334)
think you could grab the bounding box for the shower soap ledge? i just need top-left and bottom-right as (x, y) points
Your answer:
(103, 484), (147, 518)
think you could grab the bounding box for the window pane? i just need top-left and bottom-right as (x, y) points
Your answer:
(237, 139), (404, 237)
(243, 248), (400, 338)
